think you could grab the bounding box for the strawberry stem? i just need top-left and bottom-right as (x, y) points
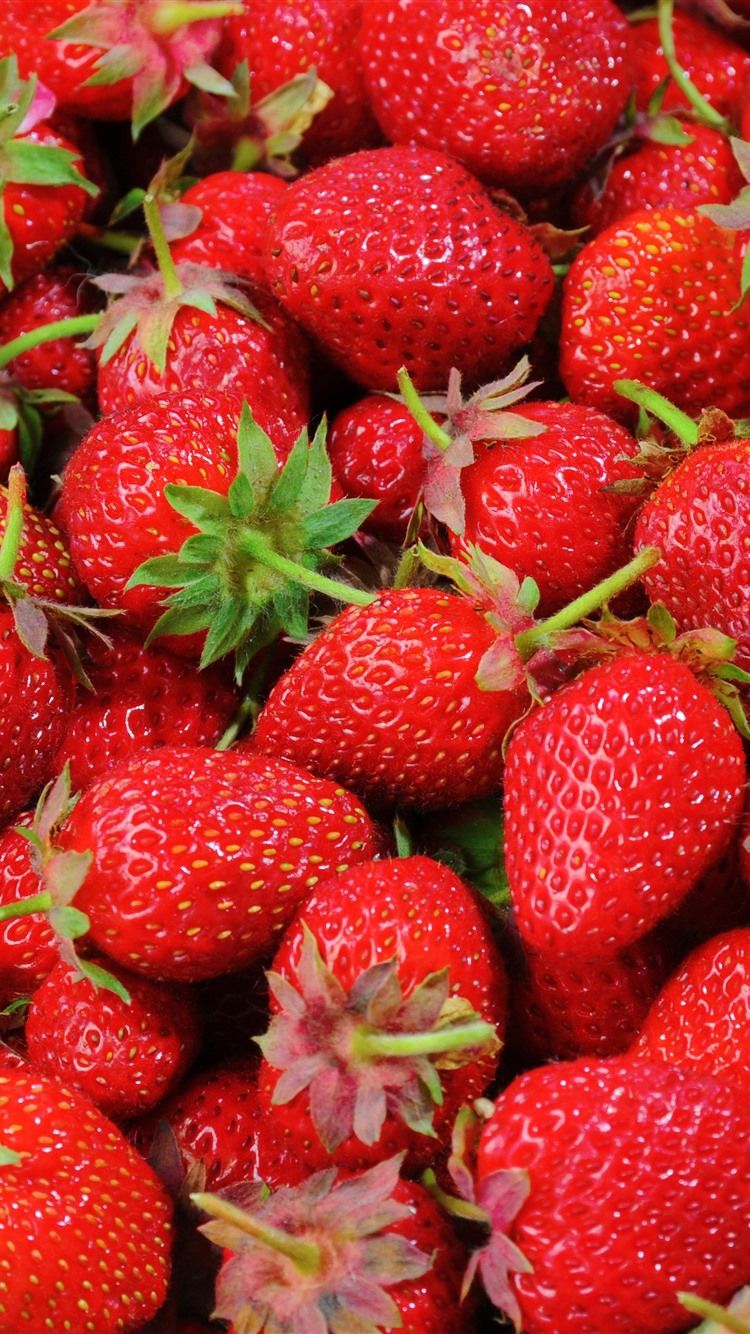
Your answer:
(143, 193), (183, 302)
(0, 315), (101, 371)
(191, 1192), (323, 1275)
(0, 464), (26, 582)
(614, 379), (699, 447)
(0, 890), (52, 922)
(421, 1167), (489, 1225)
(149, 1), (244, 36)
(515, 547), (661, 656)
(679, 1293), (750, 1334)
(352, 1018), (496, 1060)
(240, 533), (375, 607)
(656, 0), (728, 132)
(76, 222), (140, 255)
(397, 366), (452, 452)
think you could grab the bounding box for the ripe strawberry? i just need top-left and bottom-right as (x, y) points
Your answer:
(560, 208), (750, 422)
(633, 927), (750, 1098)
(504, 652), (746, 957)
(217, 0), (380, 161)
(169, 171), (287, 289)
(327, 393), (426, 543)
(0, 818), (57, 1004)
(0, 265), (98, 404)
(0, 479), (83, 604)
(453, 400), (641, 615)
(251, 586), (529, 810)
(474, 1057), (750, 1332)
(58, 745), (385, 981)
(53, 626), (238, 790)
(256, 855), (507, 1174)
(0, 1066), (173, 1331)
(265, 145), (554, 391)
(25, 956), (201, 1119)
(631, 12), (750, 120)
(360, 0), (633, 196)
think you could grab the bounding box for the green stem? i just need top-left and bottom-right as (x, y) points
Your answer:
(397, 366), (452, 452)
(515, 547), (661, 657)
(393, 542), (421, 590)
(191, 1192), (322, 1275)
(231, 138), (264, 173)
(656, 0), (728, 132)
(76, 222), (140, 255)
(421, 1167), (490, 1226)
(679, 1293), (750, 1334)
(143, 194), (183, 301)
(353, 1019), (496, 1060)
(614, 379), (699, 447)
(241, 535), (375, 608)
(0, 464), (26, 582)
(149, 1), (244, 36)
(0, 891), (52, 923)
(0, 315), (100, 371)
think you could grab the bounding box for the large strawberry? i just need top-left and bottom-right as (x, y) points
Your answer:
(0, 1066), (173, 1331)
(58, 746), (385, 981)
(360, 0), (633, 196)
(265, 145), (554, 391)
(560, 208), (750, 422)
(470, 1057), (750, 1332)
(504, 650), (746, 957)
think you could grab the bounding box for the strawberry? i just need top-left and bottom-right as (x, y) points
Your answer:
(0, 0), (242, 138)
(327, 393), (426, 543)
(217, 0), (380, 161)
(0, 478), (83, 604)
(53, 626), (238, 790)
(633, 927), (750, 1097)
(0, 818), (57, 1004)
(169, 170), (287, 289)
(504, 651), (746, 958)
(472, 1057), (750, 1332)
(24, 956), (201, 1119)
(0, 265), (98, 404)
(360, 0), (633, 196)
(58, 745), (386, 981)
(0, 605), (74, 825)
(194, 1156), (470, 1333)
(631, 11), (750, 120)
(265, 145), (554, 392)
(560, 208), (750, 422)
(0, 1066), (173, 1331)
(255, 855), (506, 1174)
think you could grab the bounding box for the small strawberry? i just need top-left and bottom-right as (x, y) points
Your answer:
(326, 392), (426, 543)
(0, 817), (57, 1004)
(0, 605), (74, 825)
(58, 745), (386, 981)
(265, 145), (554, 392)
(360, 0), (633, 196)
(25, 955), (201, 1119)
(631, 10), (750, 121)
(0, 265), (98, 404)
(0, 477), (84, 604)
(0, 1066), (173, 1332)
(169, 170), (287, 289)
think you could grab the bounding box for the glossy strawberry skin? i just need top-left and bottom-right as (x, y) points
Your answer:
(54, 627), (237, 790)
(170, 172), (288, 290)
(634, 928), (750, 1098)
(25, 957), (201, 1120)
(636, 440), (750, 669)
(361, 0), (632, 196)
(252, 587), (528, 811)
(59, 746), (386, 982)
(0, 820), (57, 1004)
(504, 653), (746, 958)
(96, 293), (310, 457)
(1, 124), (92, 294)
(0, 265), (97, 402)
(477, 1057), (750, 1334)
(453, 401), (640, 615)
(384, 1179), (473, 1332)
(0, 1067), (172, 1332)
(0, 483), (84, 604)
(560, 209), (750, 423)
(631, 12), (750, 119)
(327, 393), (426, 542)
(265, 145), (554, 392)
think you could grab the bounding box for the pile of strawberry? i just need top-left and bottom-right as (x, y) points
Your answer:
(4, 1), (750, 1332)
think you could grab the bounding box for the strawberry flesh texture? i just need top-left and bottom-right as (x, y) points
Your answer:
(265, 145), (554, 392)
(631, 12), (750, 119)
(59, 746), (386, 981)
(0, 265), (98, 403)
(170, 172), (288, 291)
(252, 587), (528, 811)
(504, 652), (746, 958)
(327, 393), (426, 543)
(477, 1057), (750, 1334)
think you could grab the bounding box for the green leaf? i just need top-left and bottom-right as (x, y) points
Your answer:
(109, 186), (147, 225)
(647, 602), (677, 642)
(732, 136), (750, 185)
(75, 957), (131, 1004)
(2, 140), (98, 195)
(0, 397), (17, 431)
(162, 571), (222, 610)
(126, 554), (196, 590)
(268, 425), (310, 512)
(200, 595), (255, 666)
(83, 42), (144, 87)
(0, 1145), (22, 1167)
(99, 308), (141, 365)
(11, 596), (48, 658)
(46, 850), (92, 904)
(517, 576), (540, 614)
(0, 193), (13, 290)
(235, 402), (278, 498)
(648, 116), (693, 147)
(417, 798), (510, 912)
(146, 601), (214, 645)
(184, 62), (237, 97)
(48, 904), (90, 940)
(302, 498), (376, 548)
(131, 68), (179, 141)
(163, 483), (229, 526)
(179, 532), (222, 564)
(295, 416), (331, 515)
(275, 583), (310, 641)
(0, 995), (30, 1017)
(179, 290), (218, 318)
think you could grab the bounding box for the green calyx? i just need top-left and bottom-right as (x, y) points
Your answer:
(655, 0), (729, 132)
(681, 1290), (750, 1334)
(127, 404), (376, 680)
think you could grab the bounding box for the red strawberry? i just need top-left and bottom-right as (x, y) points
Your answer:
(0, 606), (74, 825)
(560, 208), (750, 422)
(217, 0), (380, 161)
(265, 145), (554, 391)
(53, 626), (238, 790)
(0, 265), (98, 404)
(473, 1057), (750, 1332)
(251, 586), (529, 810)
(196, 1157), (470, 1333)
(170, 171), (287, 289)
(504, 651), (746, 957)
(0, 1066), (173, 1331)
(0, 479), (84, 604)
(24, 956), (201, 1119)
(0, 818), (57, 1004)
(255, 855), (507, 1174)
(631, 12), (750, 120)
(360, 0), (633, 196)
(326, 393), (426, 543)
(633, 927), (750, 1097)
(58, 745), (385, 981)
